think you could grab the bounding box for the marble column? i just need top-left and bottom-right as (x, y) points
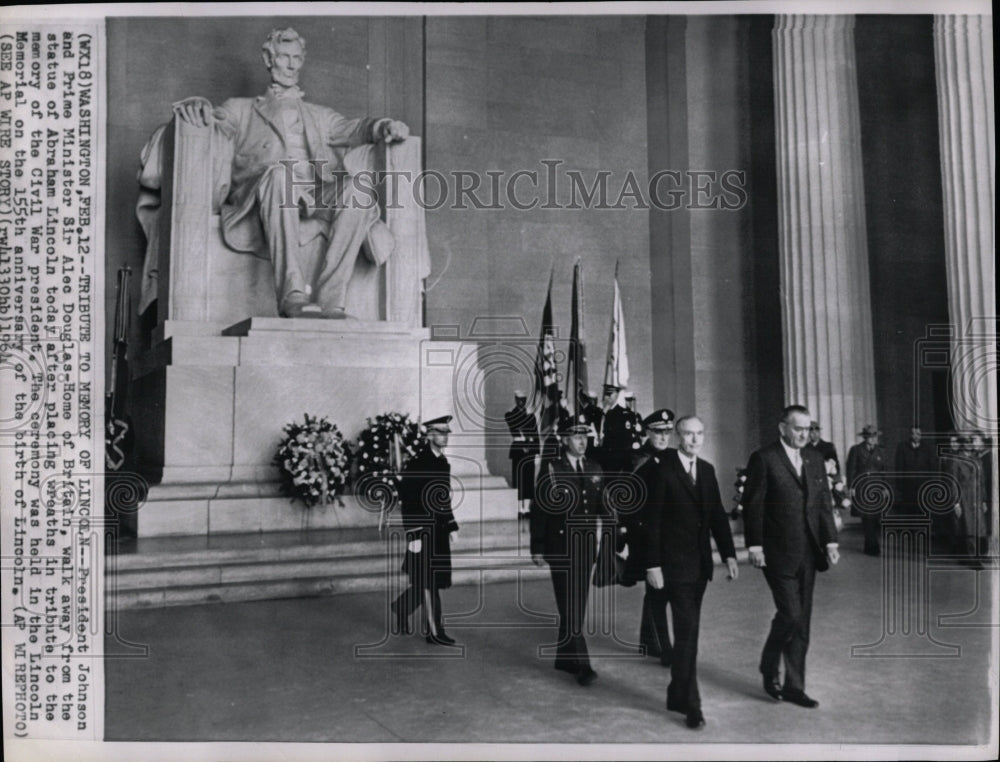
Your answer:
(772, 14), (877, 460)
(933, 15), (997, 541)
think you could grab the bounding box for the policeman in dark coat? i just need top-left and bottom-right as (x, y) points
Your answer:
(630, 409), (676, 665)
(846, 424), (887, 556)
(392, 415), (459, 645)
(504, 391), (539, 511)
(600, 384), (643, 475)
(531, 416), (609, 686)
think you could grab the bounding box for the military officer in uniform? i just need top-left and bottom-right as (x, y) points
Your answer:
(504, 391), (539, 517)
(531, 416), (609, 686)
(630, 409), (676, 665)
(600, 384), (643, 475)
(846, 424), (887, 556)
(392, 415), (460, 645)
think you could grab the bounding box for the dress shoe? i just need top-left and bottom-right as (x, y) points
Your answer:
(666, 698), (688, 715)
(425, 632), (456, 646)
(575, 667), (598, 686)
(685, 709), (706, 730)
(390, 599), (411, 635)
(762, 673), (782, 701)
(782, 690), (819, 708)
(640, 643), (663, 659)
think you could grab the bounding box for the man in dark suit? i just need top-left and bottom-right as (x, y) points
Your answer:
(638, 415), (738, 730)
(504, 391), (538, 516)
(630, 409), (677, 665)
(743, 404), (840, 708)
(531, 417), (609, 686)
(392, 415), (460, 646)
(805, 420), (840, 473)
(894, 427), (938, 516)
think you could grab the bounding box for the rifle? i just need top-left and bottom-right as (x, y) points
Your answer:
(105, 267), (132, 471)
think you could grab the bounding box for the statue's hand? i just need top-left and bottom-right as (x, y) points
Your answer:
(172, 97), (218, 127)
(379, 119), (410, 143)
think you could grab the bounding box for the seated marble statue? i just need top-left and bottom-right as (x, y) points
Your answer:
(172, 27), (410, 318)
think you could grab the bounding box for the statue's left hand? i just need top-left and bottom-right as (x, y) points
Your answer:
(379, 119), (410, 143)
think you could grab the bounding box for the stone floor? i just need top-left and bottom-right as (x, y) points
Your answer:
(104, 525), (998, 757)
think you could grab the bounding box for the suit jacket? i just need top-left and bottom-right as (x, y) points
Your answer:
(530, 454), (608, 560)
(742, 442), (838, 575)
(215, 94), (381, 257)
(638, 449), (736, 582)
(399, 445), (459, 586)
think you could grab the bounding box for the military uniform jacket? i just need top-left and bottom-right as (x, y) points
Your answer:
(742, 442), (838, 575)
(637, 449), (736, 582)
(530, 455), (609, 560)
(399, 445), (459, 587)
(504, 406), (539, 461)
(601, 405), (642, 473)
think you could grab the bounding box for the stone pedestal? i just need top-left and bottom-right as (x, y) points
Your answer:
(131, 319), (511, 537)
(772, 15), (877, 455)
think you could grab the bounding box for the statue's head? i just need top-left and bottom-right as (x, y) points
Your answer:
(262, 28), (306, 88)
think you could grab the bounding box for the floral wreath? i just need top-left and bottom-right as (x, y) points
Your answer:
(274, 414), (351, 507)
(353, 412), (425, 531)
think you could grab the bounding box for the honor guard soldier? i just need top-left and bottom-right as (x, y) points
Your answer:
(600, 384), (642, 475)
(581, 391), (604, 459)
(531, 415), (609, 686)
(393, 415), (460, 645)
(505, 391), (539, 517)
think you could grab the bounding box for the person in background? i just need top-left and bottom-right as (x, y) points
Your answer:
(894, 427), (937, 517)
(805, 420), (839, 473)
(846, 424), (887, 556)
(505, 391), (538, 519)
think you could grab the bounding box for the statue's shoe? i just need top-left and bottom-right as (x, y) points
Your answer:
(320, 306), (349, 320)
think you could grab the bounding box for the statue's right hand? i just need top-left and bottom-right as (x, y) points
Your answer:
(172, 97), (217, 127)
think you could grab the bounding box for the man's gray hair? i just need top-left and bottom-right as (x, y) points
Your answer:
(262, 28), (306, 58)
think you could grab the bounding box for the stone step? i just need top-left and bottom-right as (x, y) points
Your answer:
(106, 520), (749, 610)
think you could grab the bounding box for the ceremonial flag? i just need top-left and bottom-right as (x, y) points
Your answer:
(603, 262), (629, 394)
(566, 259), (589, 419)
(534, 269), (560, 437)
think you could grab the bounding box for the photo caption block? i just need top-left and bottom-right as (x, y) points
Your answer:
(1, 20), (105, 741)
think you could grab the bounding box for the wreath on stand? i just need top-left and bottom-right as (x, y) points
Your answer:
(353, 412), (425, 533)
(274, 414), (351, 508)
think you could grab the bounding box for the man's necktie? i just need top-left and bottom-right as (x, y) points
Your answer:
(688, 459), (696, 484)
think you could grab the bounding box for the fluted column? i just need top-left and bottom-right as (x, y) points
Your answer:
(773, 15), (877, 457)
(933, 15), (996, 535)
